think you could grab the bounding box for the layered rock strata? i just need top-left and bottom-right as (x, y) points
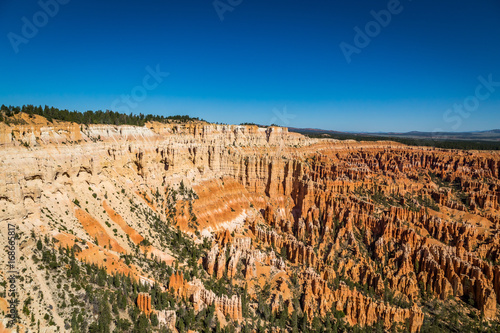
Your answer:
(1, 116), (500, 331)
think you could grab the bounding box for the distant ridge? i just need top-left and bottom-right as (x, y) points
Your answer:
(289, 127), (500, 141)
(289, 127), (500, 150)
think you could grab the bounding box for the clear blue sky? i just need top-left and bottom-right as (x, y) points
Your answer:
(1, 0), (499, 132)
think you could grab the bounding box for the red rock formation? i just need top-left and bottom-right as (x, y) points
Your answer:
(137, 293), (152, 315)
(3, 115), (500, 331)
(331, 283), (424, 332)
(168, 272), (185, 298)
(298, 267), (424, 332)
(168, 272), (243, 320)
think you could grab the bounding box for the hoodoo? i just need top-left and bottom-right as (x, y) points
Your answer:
(1, 113), (499, 331)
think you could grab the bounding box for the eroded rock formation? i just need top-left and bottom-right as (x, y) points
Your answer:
(1, 114), (499, 331)
(137, 293), (152, 315)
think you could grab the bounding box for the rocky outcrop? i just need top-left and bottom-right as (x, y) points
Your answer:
(168, 271), (243, 320)
(156, 310), (177, 332)
(137, 293), (152, 315)
(297, 267), (424, 332)
(205, 231), (286, 280)
(192, 281), (243, 320)
(332, 282), (424, 332)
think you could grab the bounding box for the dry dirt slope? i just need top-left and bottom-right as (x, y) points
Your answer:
(0, 113), (499, 332)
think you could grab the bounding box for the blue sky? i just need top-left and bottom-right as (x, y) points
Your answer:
(1, 0), (499, 132)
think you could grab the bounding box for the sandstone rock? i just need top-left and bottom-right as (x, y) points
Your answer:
(156, 310), (177, 332)
(2, 116), (500, 331)
(137, 293), (152, 315)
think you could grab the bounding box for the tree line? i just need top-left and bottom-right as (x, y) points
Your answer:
(0, 104), (205, 126)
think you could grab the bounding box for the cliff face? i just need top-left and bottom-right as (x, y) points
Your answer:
(1, 116), (500, 331)
(137, 293), (153, 315)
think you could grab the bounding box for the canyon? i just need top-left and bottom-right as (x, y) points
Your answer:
(0, 113), (499, 332)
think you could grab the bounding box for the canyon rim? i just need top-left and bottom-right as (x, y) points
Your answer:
(0, 111), (499, 332)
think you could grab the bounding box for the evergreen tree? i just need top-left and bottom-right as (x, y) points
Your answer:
(97, 298), (112, 333)
(150, 313), (159, 326)
(134, 313), (151, 333)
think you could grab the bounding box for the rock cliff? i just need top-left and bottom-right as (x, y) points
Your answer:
(1, 114), (499, 331)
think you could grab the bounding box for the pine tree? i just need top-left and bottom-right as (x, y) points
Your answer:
(150, 312), (159, 326)
(291, 308), (298, 332)
(135, 313), (151, 333)
(301, 312), (309, 333)
(97, 298), (112, 333)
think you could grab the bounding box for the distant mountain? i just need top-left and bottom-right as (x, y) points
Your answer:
(289, 127), (500, 142)
(289, 127), (500, 150)
(288, 127), (346, 134)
